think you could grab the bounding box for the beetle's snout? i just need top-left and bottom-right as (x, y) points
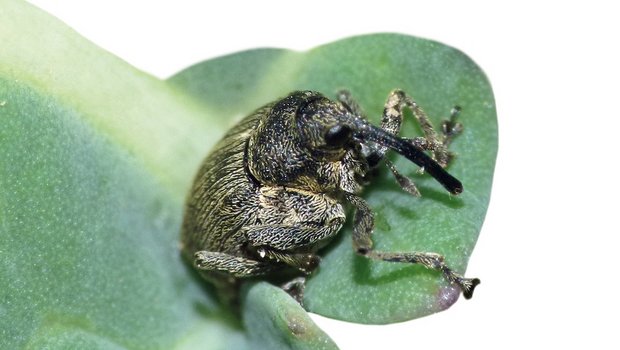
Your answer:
(357, 123), (463, 195)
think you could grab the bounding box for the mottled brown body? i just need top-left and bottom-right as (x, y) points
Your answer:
(181, 90), (479, 305)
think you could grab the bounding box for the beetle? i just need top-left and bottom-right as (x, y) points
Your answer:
(181, 89), (479, 305)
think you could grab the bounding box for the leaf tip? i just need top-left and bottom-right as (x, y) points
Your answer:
(436, 284), (461, 311)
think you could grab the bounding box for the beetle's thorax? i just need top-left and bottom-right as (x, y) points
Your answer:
(246, 91), (366, 194)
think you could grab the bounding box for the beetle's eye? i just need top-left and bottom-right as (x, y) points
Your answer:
(324, 124), (352, 148)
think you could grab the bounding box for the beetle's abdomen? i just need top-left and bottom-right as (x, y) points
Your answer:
(181, 110), (266, 257)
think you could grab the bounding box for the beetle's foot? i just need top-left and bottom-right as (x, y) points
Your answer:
(442, 265), (480, 299)
(441, 106), (463, 139)
(281, 276), (306, 305)
(458, 277), (480, 299)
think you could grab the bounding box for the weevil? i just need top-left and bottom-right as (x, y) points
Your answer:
(181, 90), (479, 305)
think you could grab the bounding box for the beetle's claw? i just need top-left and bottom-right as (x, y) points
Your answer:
(193, 251), (209, 268)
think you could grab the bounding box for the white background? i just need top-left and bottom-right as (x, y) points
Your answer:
(27, 1), (620, 349)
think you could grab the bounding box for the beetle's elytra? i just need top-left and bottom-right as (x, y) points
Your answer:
(181, 90), (479, 305)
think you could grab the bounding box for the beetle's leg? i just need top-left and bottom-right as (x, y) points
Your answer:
(441, 106), (463, 149)
(338, 91), (422, 194)
(194, 250), (315, 304)
(244, 219), (345, 251)
(384, 159), (421, 197)
(375, 90), (463, 168)
(255, 248), (321, 275)
(358, 90), (407, 167)
(406, 105), (463, 167)
(243, 220), (342, 274)
(402, 95), (462, 168)
(246, 187), (345, 274)
(343, 193), (374, 251)
(366, 251), (479, 299)
(345, 193), (479, 299)
(439, 106), (463, 166)
(193, 251), (275, 277)
(248, 246), (317, 305)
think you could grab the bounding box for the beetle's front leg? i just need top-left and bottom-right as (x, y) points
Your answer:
(245, 220), (344, 251)
(193, 251), (275, 277)
(248, 186), (345, 272)
(241, 216), (343, 305)
(345, 193), (480, 299)
(243, 217), (344, 273)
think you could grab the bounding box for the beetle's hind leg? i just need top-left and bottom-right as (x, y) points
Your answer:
(345, 193), (479, 299)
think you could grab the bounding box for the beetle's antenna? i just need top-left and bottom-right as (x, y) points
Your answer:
(357, 125), (463, 195)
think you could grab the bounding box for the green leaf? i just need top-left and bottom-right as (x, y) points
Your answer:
(1, 0), (496, 349)
(1, 1), (334, 349)
(243, 282), (336, 350)
(170, 35), (497, 323)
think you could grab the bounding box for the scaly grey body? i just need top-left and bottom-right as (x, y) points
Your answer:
(181, 90), (479, 305)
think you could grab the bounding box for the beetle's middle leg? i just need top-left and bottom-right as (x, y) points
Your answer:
(345, 192), (480, 299)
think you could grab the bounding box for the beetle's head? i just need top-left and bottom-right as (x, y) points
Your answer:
(295, 93), (358, 160)
(295, 91), (462, 195)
